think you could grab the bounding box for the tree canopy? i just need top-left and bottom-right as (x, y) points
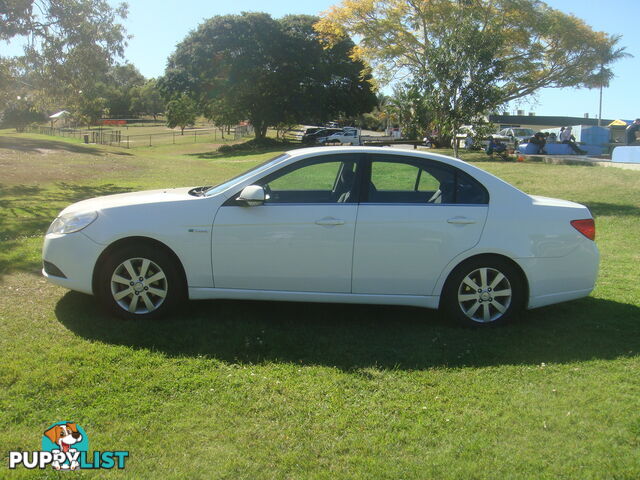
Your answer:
(63, 63), (149, 125)
(130, 79), (165, 120)
(1, 0), (129, 109)
(315, 0), (629, 108)
(166, 94), (196, 135)
(160, 12), (377, 139)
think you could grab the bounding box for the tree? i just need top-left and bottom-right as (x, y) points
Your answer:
(72, 91), (108, 128)
(160, 12), (376, 140)
(581, 35), (631, 126)
(316, 0), (629, 127)
(130, 79), (165, 120)
(1, 99), (46, 131)
(387, 83), (433, 141)
(0, 0), (128, 109)
(0, 58), (20, 110)
(166, 94), (196, 134)
(277, 15), (377, 127)
(102, 64), (146, 117)
(420, 15), (505, 157)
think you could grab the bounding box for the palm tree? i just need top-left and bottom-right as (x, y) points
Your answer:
(584, 35), (632, 126)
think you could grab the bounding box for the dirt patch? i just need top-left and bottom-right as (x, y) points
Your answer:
(0, 135), (140, 185)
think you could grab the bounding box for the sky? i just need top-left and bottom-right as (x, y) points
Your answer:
(5, 0), (640, 120)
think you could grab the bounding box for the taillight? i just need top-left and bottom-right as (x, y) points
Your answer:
(571, 219), (596, 240)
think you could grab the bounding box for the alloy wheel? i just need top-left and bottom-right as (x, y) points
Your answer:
(110, 257), (168, 314)
(457, 267), (512, 323)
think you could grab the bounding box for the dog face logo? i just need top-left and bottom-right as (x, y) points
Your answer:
(9, 422), (128, 470)
(44, 423), (82, 453)
(41, 422), (88, 470)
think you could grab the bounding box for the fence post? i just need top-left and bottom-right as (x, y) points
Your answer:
(173, 131), (175, 144)
(149, 135), (152, 147)
(194, 130), (197, 143)
(127, 136), (130, 149)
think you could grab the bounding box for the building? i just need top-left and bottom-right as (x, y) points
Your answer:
(488, 114), (616, 131)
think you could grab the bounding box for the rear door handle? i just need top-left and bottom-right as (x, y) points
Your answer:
(315, 217), (345, 226)
(447, 217), (476, 225)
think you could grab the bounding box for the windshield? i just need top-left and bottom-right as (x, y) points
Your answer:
(513, 129), (535, 137)
(205, 153), (290, 197)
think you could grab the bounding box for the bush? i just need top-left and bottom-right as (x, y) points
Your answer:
(218, 137), (287, 153)
(1, 103), (46, 131)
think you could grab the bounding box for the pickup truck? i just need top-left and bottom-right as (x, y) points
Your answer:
(493, 127), (536, 148)
(317, 128), (361, 145)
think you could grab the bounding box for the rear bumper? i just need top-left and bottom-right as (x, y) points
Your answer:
(527, 288), (595, 309)
(518, 242), (600, 309)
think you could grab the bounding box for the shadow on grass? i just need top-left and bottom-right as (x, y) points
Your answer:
(0, 182), (134, 236)
(585, 202), (640, 217)
(0, 183), (134, 277)
(0, 135), (133, 156)
(188, 144), (303, 160)
(56, 294), (640, 370)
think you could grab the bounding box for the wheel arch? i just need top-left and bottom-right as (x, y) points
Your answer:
(91, 236), (188, 296)
(437, 253), (530, 309)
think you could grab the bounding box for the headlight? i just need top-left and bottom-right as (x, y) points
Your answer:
(47, 211), (98, 235)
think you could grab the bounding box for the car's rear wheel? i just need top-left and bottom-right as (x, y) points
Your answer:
(442, 257), (524, 327)
(96, 245), (185, 320)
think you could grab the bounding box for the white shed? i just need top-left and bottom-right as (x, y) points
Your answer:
(49, 110), (70, 127)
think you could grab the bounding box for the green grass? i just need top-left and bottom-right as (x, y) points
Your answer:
(1, 132), (639, 479)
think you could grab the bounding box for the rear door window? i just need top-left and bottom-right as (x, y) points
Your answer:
(365, 154), (488, 204)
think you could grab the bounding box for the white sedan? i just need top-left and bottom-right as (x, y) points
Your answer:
(42, 147), (599, 326)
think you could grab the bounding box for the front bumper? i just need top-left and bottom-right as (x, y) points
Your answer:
(42, 231), (104, 295)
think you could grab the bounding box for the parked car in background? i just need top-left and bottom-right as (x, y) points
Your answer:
(302, 126), (322, 136)
(318, 127), (360, 145)
(494, 128), (536, 148)
(301, 128), (342, 144)
(42, 147), (599, 327)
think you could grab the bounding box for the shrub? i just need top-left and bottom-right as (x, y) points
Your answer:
(218, 137), (287, 153)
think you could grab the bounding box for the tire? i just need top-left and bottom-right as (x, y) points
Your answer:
(96, 244), (186, 320)
(441, 257), (525, 327)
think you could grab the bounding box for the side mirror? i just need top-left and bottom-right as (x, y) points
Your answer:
(237, 185), (267, 206)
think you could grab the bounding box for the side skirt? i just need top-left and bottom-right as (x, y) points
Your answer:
(188, 287), (440, 309)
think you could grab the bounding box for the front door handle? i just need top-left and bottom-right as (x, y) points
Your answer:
(315, 217), (345, 226)
(447, 217), (476, 225)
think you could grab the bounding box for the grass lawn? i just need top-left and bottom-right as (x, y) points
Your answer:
(1, 132), (639, 479)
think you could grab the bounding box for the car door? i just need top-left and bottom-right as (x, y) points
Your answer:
(212, 154), (361, 293)
(352, 154), (489, 296)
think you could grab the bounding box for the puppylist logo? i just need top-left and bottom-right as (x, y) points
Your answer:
(8, 422), (129, 470)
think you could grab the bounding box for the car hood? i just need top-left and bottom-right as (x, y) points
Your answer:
(59, 187), (198, 216)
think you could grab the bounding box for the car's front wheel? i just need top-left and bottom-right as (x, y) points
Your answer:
(96, 245), (185, 320)
(442, 257), (525, 327)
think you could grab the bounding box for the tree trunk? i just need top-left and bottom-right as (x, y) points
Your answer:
(181, 126), (185, 135)
(598, 84), (603, 127)
(452, 127), (459, 159)
(253, 121), (267, 140)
